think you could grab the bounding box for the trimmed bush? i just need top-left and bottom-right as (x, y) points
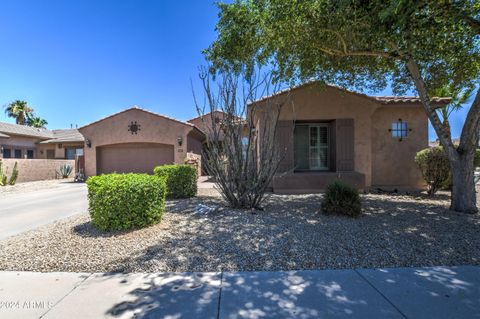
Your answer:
(153, 164), (197, 198)
(415, 147), (451, 195)
(322, 181), (361, 217)
(86, 173), (167, 231)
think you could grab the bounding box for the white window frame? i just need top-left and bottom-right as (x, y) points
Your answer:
(295, 123), (330, 171)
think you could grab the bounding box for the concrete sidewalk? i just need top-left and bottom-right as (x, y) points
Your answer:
(0, 266), (478, 319)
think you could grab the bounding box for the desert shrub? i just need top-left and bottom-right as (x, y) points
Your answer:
(322, 181), (362, 217)
(8, 162), (18, 185)
(58, 164), (73, 178)
(153, 164), (197, 199)
(415, 147), (450, 195)
(0, 161), (19, 186)
(0, 161), (7, 186)
(86, 173), (166, 231)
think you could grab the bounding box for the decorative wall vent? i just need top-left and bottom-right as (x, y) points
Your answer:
(128, 121), (141, 135)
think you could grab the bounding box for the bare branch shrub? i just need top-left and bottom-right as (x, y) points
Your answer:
(193, 68), (291, 209)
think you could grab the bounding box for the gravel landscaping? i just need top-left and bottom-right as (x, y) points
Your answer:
(0, 189), (479, 272)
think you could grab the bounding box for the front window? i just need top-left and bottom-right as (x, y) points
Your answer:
(2, 148), (11, 158)
(391, 121), (408, 138)
(294, 124), (329, 170)
(241, 137), (249, 159)
(65, 148), (75, 159)
(14, 149), (22, 158)
(65, 148), (84, 159)
(27, 150), (34, 159)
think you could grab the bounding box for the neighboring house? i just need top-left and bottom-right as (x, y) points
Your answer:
(78, 106), (204, 176)
(0, 122), (84, 160)
(251, 82), (450, 193)
(188, 111), (226, 139)
(429, 138), (460, 148)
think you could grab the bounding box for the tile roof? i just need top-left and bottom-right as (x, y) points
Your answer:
(187, 111), (226, 123)
(374, 96), (451, 104)
(0, 122), (84, 143)
(250, 81), (451, 106)
(79, 106), (195, 129)
(39, 129), (84, 144)
(0, 121), (53, 139)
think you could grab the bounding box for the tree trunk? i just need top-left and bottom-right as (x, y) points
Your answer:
(450, 153), (478, 213)
(406, 58), (480, 213)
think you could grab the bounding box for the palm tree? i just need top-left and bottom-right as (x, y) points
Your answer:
(27, 116), (48, 128)
(4, 100), (34, 125)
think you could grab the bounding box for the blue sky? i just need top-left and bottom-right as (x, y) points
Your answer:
(0, 0), (469, 140)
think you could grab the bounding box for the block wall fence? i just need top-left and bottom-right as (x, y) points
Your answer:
(0, 159), (76, 183)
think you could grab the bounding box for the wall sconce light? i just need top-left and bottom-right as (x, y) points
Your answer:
(177, 137), (183, 147)
(40, 150), (44, 155)
(86, 139), (92, 148)
(0, 146), (3, 154)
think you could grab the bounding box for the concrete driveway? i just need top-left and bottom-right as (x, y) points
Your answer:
(0, 183), (88, 240)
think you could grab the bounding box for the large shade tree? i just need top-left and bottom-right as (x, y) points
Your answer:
(4, 100), (34, 125)
(205, 0), (480, 213)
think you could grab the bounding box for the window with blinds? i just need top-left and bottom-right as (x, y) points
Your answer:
(294, 123), (330, 170)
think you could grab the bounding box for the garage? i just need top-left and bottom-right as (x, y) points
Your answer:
(78, 107), (204, 177)
(97, 143), (174, 174)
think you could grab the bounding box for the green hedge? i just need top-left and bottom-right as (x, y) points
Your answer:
(415, 147), (480, 192)
(322, 181), (361, 217)
(86, 173), (167, 231)
(153, 164), (197, 198)
(415, 147), (450, 195)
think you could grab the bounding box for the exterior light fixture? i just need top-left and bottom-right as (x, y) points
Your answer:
(177, 137), (183, 147)
(86, 139), (92, 148)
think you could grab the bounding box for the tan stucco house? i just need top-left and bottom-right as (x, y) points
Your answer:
(252, 82), (449, 193)
(0, 122), (84, 160)
(78, 106), (204, 176)
(1, 86), (449, 191)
